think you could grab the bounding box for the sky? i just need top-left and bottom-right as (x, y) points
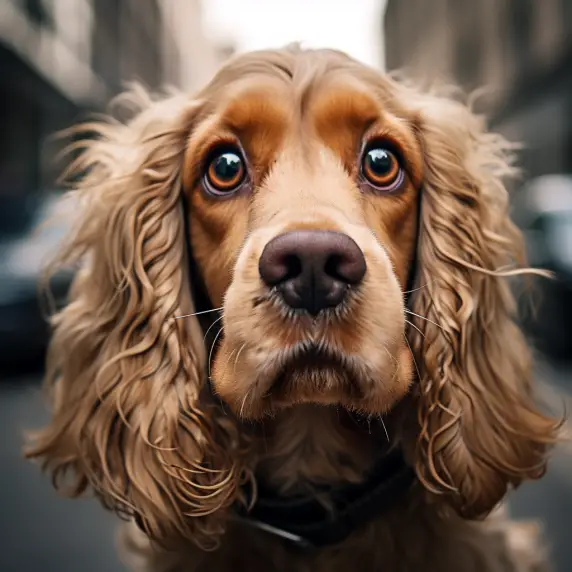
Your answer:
(201, 0), (387, 70)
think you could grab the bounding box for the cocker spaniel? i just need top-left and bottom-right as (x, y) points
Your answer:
(26, 46), (561, 572)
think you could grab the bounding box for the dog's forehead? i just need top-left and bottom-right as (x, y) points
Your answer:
(213, 78), (291, 133)
(209, 70), (387, 137)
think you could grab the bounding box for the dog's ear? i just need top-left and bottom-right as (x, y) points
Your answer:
(25, 86), (247, 549)
(405, 86), (561, 518)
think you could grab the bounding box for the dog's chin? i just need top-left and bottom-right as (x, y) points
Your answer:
(268, 353), (361, 409)
(214, 345), (412, 421)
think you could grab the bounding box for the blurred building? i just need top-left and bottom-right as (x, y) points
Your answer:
(0, 0), (231, 199)
(161, 0), (235, 94)
(383, 0), (572, 179)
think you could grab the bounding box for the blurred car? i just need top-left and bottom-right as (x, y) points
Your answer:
(0, 191), (75, 373)
(512, 174), (572, 361)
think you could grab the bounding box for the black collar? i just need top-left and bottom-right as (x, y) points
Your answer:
(235, 448), (416, 549)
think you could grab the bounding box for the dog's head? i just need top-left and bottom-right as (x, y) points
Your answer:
(26, 46), (559, 548)
(193, 52), (421, 420)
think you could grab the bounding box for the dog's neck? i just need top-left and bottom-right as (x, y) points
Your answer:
(253, 405), (385, 495)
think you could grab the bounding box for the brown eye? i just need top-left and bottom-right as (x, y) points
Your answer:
(362, 146), (403, 191)
(205, 150), (246, 195)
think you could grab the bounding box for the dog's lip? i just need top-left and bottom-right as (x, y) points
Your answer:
(281, 344), (348, 371)
(269, 344), (363, 396)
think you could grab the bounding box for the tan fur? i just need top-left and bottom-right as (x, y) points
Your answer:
(25, 46), (560, 571)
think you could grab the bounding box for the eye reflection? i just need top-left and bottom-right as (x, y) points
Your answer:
(205, 150), (246, 195)
(362, 146), (403, 191)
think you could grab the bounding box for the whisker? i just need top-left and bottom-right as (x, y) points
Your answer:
(208, 327), (224, 380)
(405, 319), (425, 338)
(402, 281), (435, 295)
(224, 347), (237, 370)
(239, 385), (254, 418)
(405, 309), (446, 332)
(234, 343), (247, 375)
(403, 332), (421, 382)
(380, 346), (399, 444)
(203, 315), (224, 343)
(383, 345), (401, 386)
(174, 307), (223, 320)
(383, 345), (399, 367)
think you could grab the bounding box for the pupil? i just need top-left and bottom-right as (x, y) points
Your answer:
(368, 149), (392, 174)
(214, 153), (241, 180)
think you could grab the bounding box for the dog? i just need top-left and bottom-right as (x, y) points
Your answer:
(26, 45), (560, 571)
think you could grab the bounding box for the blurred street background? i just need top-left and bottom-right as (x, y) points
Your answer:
(0, 1), (571, 570)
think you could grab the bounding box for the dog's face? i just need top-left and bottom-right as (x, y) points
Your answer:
(26, 47), (558, 549)
(185, 74), (421, 419)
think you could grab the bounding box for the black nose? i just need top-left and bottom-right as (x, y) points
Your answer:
(258, 230), (367, 315)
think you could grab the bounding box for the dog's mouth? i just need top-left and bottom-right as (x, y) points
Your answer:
(265, 344), (366, 409)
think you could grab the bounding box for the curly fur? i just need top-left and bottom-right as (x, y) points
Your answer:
(404, 87), (558, 518)
(27, 88), (251, 549)
(25, 46), (561, 571)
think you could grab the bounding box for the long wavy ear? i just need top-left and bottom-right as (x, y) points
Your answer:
(405, 85), (561, 518)
(25, 86), (247, 549)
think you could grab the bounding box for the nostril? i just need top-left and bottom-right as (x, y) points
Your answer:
(324, 253), (357, 283)
(324, 250), (366, 286)
(324, 254), (343, 281)
(282, 254), (303, 282)
(259, 243), (304, 287)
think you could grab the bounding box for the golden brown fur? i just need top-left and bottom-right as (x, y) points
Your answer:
(25, 46), (560, 571)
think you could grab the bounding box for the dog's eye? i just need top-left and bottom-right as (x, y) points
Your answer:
(361, 146), (403, 191)
(204, 150), (246, 195)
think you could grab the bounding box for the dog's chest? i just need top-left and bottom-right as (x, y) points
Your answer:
(119, 510), (548, 572)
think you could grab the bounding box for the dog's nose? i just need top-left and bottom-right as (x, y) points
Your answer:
(258, 230), (366, 315)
